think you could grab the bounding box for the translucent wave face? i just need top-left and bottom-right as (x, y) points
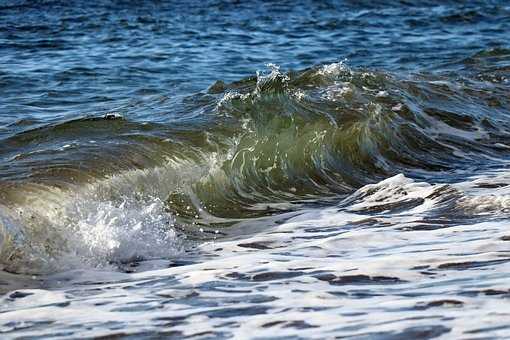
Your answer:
(0, 167), (187, 274)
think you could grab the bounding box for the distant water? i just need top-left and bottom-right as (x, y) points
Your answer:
(1, 0), (510, 338)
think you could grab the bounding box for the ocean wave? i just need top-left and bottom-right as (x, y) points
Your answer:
(1, 58), (510, 273)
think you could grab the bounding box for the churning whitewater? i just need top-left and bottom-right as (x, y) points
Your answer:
(1, 0), (510, 338)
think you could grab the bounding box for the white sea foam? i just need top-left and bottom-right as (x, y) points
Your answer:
(2, 172), (510, 337)
(317, 61), (349, 77)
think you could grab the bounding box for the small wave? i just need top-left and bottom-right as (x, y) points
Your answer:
(1, 60), (510, 273)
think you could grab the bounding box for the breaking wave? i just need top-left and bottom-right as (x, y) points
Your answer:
(1, 56), (510, 273)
